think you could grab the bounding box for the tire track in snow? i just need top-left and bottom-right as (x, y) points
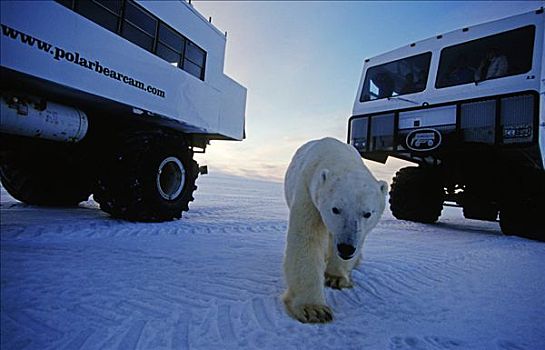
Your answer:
(4, 176), (543, 349)
(188, 282), (248, 302)
(355, 273), (384, 301)
(496, 339), (527, 350)
(342, 287), (363, 305)
(217, 304), (236, 343)
(389, 335), (464, 349)
(117, 320), (147, 350)
(196, 307), (219, 342)
(118, 300), (170, 319)
(71, 303), (121, 326)
(0, 335), (32, 350)
(60, 328), (95, 350)
(172, 313), (191, 350)
(424, 336), (464, 349)
(251, 298), (276, 331)
(137, 287), (209, 309)
(6, 311), (64, 340)
(359, 245), (484, 300)
(206, 277), (275, 296)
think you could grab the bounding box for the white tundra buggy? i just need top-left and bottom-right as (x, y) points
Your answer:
(348, 8), (544, 240)
(0, 0), (246, 221)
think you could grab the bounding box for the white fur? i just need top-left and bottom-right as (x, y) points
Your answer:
(282, 137), (387, 323)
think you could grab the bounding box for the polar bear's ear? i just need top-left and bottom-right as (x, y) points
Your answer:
(378, 180), (389, 195)
(320, 169), (329, 183)
(310, 169), (330, 206)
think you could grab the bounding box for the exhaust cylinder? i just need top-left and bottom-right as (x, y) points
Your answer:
(0, 96), (88, 142)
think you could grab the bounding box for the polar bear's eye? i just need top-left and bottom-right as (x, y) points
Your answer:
(332, 207), (341, 215)
(363, 212), (372, 219)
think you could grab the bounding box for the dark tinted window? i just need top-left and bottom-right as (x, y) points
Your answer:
(159, 23), (184, 52)
(56, 0), (207, 80)
(436, 26), (535, 88)
(185, 42), (206, 66)
(121, 1), (156, 52)
(76, 0), (120, 33)
(183, 42), (206, 79)
(124, 1), (156, 36)
(182, 60), (203, 79)
(56, 0), (74, 8)
(156, 43), (180, 66)
(350, 117), (368, 151)
(121, 22), (154, 51)
(94, 0), (122, 14)
(370, 113), (395, 151)
(360, 52), (431, 102)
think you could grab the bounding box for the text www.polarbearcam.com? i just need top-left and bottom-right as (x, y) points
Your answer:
(1, 24), (166, 98)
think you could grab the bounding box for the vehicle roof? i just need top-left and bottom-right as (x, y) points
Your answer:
(362, 8), (543, 67)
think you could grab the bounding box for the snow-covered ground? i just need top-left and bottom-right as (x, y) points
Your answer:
(1, 173), (544, 350)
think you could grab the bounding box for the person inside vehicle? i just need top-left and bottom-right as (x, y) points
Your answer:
(415, 70), (428, 91)
(375, 72), (395, 99)
(401, 73), (416, 94)
(448, 54), (475, 85)
(475, 47), (508, 81)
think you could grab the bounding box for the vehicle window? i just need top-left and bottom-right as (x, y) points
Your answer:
(157, 23), (185, 67)
(360, 52), (431, 102)
(56, 0), (207, 81)
(436, 25), (535, 88)
(182, 60), (203, 79)
(75, 0), (121, 33)
(56, 0), (75, 9)
(182, 42), (206, 79)
(121, 1), (157, 52)
(158, 23), (184, 52)
(123, 1), (156, 36)
(94, 0), (122, 14)
(121, 22), (154, 52)
(156, 43), (180, 66)
(370, 113), (395, 151)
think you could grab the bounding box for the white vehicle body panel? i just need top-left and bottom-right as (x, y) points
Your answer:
(0, 0), (246, 140)
(352, 9), (544, 165)
(399, 105), (456, 130)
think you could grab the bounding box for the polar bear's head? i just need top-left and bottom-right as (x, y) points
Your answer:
(310, 168), (388, 260)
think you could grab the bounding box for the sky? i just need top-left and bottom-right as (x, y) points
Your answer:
(192, 0), (543, 183)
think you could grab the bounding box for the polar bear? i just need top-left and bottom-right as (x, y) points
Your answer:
(282, 137), (388, 323)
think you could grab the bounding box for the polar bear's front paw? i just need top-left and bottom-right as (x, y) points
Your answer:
(291, 304), (333, 323)
(325, 272), (353, 289)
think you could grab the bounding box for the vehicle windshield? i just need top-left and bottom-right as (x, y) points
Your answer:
(360, 52), (431, 102)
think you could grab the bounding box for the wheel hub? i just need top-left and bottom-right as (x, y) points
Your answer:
(156, 157), (185, 200)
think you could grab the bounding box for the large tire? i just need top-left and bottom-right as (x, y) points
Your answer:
(463, 204), (498, 221)
(500, 202), (543, 241)
(93, 131), (199, 222)
(462, 194), (498, 221)
(389, 166), (444, 224)
(499, 172), (545, 241)
(0, 144), (92, 206)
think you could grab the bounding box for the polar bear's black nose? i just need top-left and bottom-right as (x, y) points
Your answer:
(337, 243), (356, 260)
